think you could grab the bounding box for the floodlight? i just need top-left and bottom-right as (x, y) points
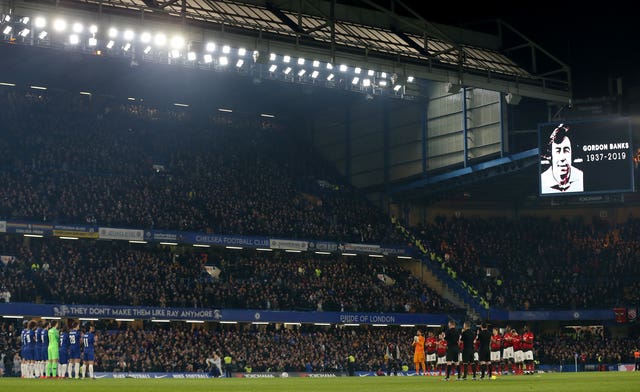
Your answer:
(327, 73), (334, 81)
(222, 45), (230, 54)
(339, 64), (347, 72)
(238, 47), (246, 56)
(283, 67), (292, 74)
(354, 67), (361, 74)
(297, 57), (305, 65)
(53, 19), (66, 32)
(108, 27), (117, 38)
(89, 25), (98, 34)
(269, 53), (276, 61)
(18, 28), (29, 37)
(393, 84), (402, 92)
(123, 43), (131, 51)
(106, 40), (114, 49)
(170, 36), (184, 49)
(298, 69), (306, 76)
(203, 54), (212, 63)
(368, 69), (374, 76)
(283, 55), (290, 63)
(311, 70), (319, 78)
(69, 34), (80, 45)
(38, 31), (47, 39)
(205, 42), (215, 52)
(140, 32), (151, 43)
(381, 72), (387, 78)
(312, 60), (320, 67)
(363, 79), (371, 87)
(143, 45), (152, 54)
(170, 49), (180, 58)
(187, 51), (196, 61)
(379, 80), (388, 87)
(123, 30), (134, 41)
(407, 76), (415, 83)
(72, 22), (83, 33)
(219, 56), (228, 65)
(268, 64), (277, 72)
(352, 77), (359, 85)
(20, 17), (30, 24)
(154, 33), (167, 46)
(235, 59), (244, 67)
(326, 63), (333, 70)
(2, 26), (12, 35)
(88, 37), (97, 46)
(35, 17), (46, 28)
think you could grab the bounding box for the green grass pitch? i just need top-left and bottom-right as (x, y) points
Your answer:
(0, 372), (638, 392)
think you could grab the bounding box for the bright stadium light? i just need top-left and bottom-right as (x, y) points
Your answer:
(19, 16), (29, 24)
(18, 28), (29, 37)
(381, 72), (387, 78)
(3, 15), (9, 22)
(269, 53), (276, 61)
(188, 51), (197, 61)
(297, 57), (305, 65)
(268, 64), (277, 72)
(393, 84), (402, 92)
(298, 69), (306, 76)
(108, 27), (118, 38)
(72, 22), (83, 33)
(283, 55), (291, 63)
(326, 63), (333, 70)
(339, 64), (347, 72)
(235, 59), (244, 67)
(311, 70), (319, 79)
(123, 29), (134, 41)
(140, 32), (151, 43)
(225, 246), (242, 250)
(53, 19), (66, 32)
(34, 17), (46, 29)
(170, 49), (180, 58)
(222, 45), (230, 54)
(314, 251), (330, 255)
(368, 69), (375, 76)
(379, 80), (388, 87)
(205, 42), (215, 52)
(69, 34), (80, 45)
(2, 26), (11, 35)
(362, 79), (371, 87)
(143, 45), (152, 54)
(312, 60), (320, 67)
(106, 40), (114, 49)
(89, 25), (98, 34)
(237, 47), (246, 56)
(123, 43), (131, 51)
(192, 244), (211, 248)
(218, 56), (228, 66)
(283, 67), (291, 75)
(203, 54), (212, 63)
(351, 77), (359, 85)
(354, 67), (361, 74)
(38, 31), (47, 40)
(407, 76), (415, 83)
(170, 36), (184, 49)
(154, 33), (167, 46)
(326, 73), (334, 81)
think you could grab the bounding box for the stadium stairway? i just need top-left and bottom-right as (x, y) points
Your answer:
(392, 218), (487, 320)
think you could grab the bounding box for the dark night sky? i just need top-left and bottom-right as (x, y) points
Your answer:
(406, 1), (640, 99)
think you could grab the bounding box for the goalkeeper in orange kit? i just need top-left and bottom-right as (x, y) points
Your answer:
(412, 329), (427, 375)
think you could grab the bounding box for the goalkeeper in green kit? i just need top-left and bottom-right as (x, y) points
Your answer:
(46, 320), (60, 378)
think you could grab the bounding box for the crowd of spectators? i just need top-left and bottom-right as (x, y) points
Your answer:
(0, 89), (403, 244)
(415, 215), (640, 310)
(0, 234), (458, 314)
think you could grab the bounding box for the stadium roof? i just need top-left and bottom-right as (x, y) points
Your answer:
(4, 0), (571, 103)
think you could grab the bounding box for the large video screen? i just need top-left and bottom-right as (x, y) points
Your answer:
(538, 117), (634, 196)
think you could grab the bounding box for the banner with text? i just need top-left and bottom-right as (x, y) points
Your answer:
(0, 302), (451, 325)
(269, 239), (308, 251)
(99, 227), (145, 241)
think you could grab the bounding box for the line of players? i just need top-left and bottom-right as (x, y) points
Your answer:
(411, 321), (535, 379)
(20, 319), (96, 379)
